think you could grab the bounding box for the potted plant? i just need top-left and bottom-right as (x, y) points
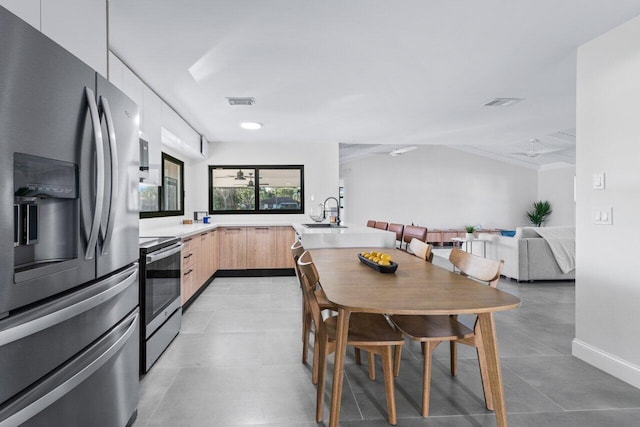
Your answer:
(464, 225), (476, 240)
(526, 200), (552, 227)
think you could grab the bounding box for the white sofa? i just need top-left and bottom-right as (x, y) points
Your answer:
(477, 226), (575, 282)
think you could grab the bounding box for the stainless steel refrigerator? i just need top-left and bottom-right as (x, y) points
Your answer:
(0, 6), (140, 426)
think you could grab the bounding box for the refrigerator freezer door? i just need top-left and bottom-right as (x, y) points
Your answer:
(96, 75), (140, 278)
(0, 309), (139, 427)
(0, 264), (138, 406)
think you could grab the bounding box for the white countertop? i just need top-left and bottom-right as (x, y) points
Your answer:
(139, 222), (215, 238)
(139, 221), (292, 239)
(140, 220), (396, 249)
(292, 223), (396, 249)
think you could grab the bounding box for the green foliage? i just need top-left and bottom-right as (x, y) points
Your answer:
(464, 225), (476, 233)
(212, 186), (301, 211)
(139, 185), (159, 212)
(526, 200), (552, 226)
(213, 187), (255, 210)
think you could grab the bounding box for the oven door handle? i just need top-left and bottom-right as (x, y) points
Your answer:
(146, 243), (183, 264)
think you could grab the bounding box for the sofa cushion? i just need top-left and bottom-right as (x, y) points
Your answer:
(514, 227), (542, 239)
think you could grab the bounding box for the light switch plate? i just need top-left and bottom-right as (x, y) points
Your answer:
(593, 207), (612, 225)
(593, 173), (605, 190)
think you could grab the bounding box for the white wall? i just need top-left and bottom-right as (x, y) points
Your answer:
(538, 165), (576, 226)
(573, 14), (640, 388)
(188, 141), (340, 224)
(340, 145), (539, 229)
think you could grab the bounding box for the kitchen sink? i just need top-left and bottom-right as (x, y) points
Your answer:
(302, 223), (348, 228)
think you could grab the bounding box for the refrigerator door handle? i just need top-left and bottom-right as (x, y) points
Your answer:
(98, 96), (118, 255)
(84, 87), (105, 260)
(0, 312), (139, 427)
(0, 266), (137, 347)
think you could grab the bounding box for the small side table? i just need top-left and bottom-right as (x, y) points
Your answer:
(451, 237), (487, 258)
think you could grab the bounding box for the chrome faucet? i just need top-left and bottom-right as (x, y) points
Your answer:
(323, 196), (341, 226)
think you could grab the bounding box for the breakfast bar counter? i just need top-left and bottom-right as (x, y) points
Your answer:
(292, 223), (396, 249)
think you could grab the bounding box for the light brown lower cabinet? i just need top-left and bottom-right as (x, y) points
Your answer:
(182, 230), (219, 305)
(197, 231), (210, 287)
(210, 229), (219, 275)
(274, 226), (296, 268)
(219, 226), (296, 270)
(181, 236), (199, 305)
(218, 227), (247, 269)
(182, 226), (294, 303)
(246, 227), (278, 268)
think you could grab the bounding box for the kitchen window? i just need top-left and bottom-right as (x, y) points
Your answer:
(140, 153), (184, 218)
(208, 165), (304, 214)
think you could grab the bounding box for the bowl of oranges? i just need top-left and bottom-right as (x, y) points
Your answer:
(357, 251), (398, 273)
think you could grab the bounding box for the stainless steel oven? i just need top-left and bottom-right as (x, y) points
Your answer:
(139, 237), (182, 373)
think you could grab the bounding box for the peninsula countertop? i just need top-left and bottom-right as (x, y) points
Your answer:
(291, 223), (396, 249)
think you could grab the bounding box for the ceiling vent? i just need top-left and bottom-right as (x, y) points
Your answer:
(227, 97), (255, 106)
(483, 98), (523, 107)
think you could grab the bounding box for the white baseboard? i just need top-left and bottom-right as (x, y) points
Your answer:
(572, 339), (640, 389)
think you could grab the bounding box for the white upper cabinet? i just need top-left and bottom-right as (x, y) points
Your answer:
(107, 52), (203, 183)
(121, 66), (144, 116)
(1, 0), (107, 75)
(143, 88), (161, 145)
(0, 0), (40, 29)
(143, 88), (162, 185)
(107, 52), (125, 91)
(201, 135), (209, 160)
(109, 56), (163, 185)
(161, 104), (203, 160)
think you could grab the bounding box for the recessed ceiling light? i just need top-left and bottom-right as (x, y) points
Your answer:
(240, 121), (262, 130)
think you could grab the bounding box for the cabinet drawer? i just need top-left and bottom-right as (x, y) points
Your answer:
(181, 238), (196, 269)
(181, 266), (195, 305)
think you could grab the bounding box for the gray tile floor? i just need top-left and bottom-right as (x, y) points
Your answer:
(134, 254), (640, 426)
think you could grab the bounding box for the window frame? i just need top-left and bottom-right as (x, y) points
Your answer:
(139, 152), (185, 219)
(208, 165), (305, 215)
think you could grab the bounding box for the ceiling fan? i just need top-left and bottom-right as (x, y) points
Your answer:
(247, 173), (271, 186)
(509, 138), (563, 158)
(371, 145), (419, 156)
(389, 145), (418, 156)
(215, 169), (247, 180)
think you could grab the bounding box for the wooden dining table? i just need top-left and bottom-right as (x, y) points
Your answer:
(309, 247), (521, 427)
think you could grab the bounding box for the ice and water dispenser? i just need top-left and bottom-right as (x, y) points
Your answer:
(13, 153), (78, 272)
